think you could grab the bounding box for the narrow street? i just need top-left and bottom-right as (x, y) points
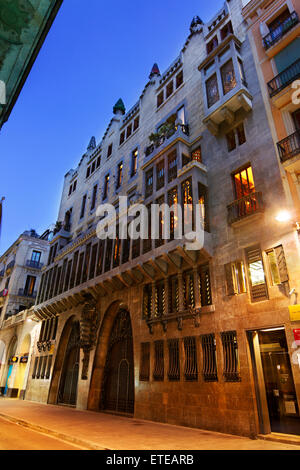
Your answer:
(0, 416), (85, 450)
(0, 399), (299, 450)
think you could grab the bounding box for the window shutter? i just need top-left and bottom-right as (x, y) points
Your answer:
(245, 246), (268, 302)
(224, 263), (235, 295)
(274, 245), (289, 283)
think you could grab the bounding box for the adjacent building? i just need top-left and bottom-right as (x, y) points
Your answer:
(0, 229), (50, 398)
(0, 0), (63, 130)
(24, 0), (300, 438)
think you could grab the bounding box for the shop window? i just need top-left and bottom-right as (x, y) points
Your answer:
(201, 334), (218, 381)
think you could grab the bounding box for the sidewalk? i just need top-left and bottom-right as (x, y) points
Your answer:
(0, 398), (299, 450)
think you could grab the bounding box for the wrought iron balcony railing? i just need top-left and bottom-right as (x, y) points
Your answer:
(26, 260), (44, 269)
(277, 129), (300, 162)
(145, 123), (189, 158)
(267, 58), (300, 97)
(263, 11), (299, 50)
(227, 191), (264, 225)
(18, 288), (37, 298)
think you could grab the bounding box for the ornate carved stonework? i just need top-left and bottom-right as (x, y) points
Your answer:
(79, 293), (101, 380)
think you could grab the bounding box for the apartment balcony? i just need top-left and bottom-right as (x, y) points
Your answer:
(227, 191), (264, 226)
(26, 260), (44, 270)
(262, 11), (300, 58)
(145, 123), (189, 159)
(277, 130), (300, 171)
(267, 58), (300, 108)
(18, 288), (37, 299)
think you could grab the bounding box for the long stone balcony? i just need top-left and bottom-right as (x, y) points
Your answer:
(277, 130), (300, 171)
(34, 224), (213, 319)
(267, 58), (300, 108)
(227, 191), (264, 226)
(26, 260), (44, 270)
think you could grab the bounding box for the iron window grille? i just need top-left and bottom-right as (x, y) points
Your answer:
(184, 336), (198, 381)
(168, 338), (180, 381)
(201, 334), (218, 381)
(221, 331), (240, 382)
(153, 340), (164, 381)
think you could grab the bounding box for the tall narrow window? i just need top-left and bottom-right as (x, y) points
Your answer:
(201, 334), (218, 381)
(155, 195), (165, 248)
(143, 284), (152, 319)
(183, 270), (195, 309)
(155, 280), (165, 317)
(221, 331), (240, 382)
(80, 195), (87, 219)
(184, 337), (198, 381)
(153, 340), (164, 381)
(221, 59), (236, 95)
(143, 204), (152, 254)
(145, 169), (153, 198)
(245, 246), (268, 302)
(126, 123), (132, 139)
(140, 343), (150, 381)
(119, 131), (125, 145)
(198, 183), (209, 233)
(168, 186), (178, 241)
(131, 149), (138, 177)
(31, 250), (41, 263)
(176, 70), (183, 88)
(199, 264), (212, 306)
(104, 239), (113, 272)
(75, 253), (84, 286)
(107, 143), (113, 158)
(181, 178), (193, 232)
(156, 160), (165, 190)
(168, 339), (180, 381)
(169, 275), (179, 313)
(233, 165), (255, 199)
(168, 150), (177, 182)
(113, 227), (121, 268)
(91, 184), (98, 211)
(103, 174), (110, 200)
(224, 261), (247, 295)
(96, 240), (104, 276)
(157, 91), (164, 108)
(133, 116), (139, 131)
(166, 80), (174, 98)
(206, 74), (219, 107)
(89, 244), (98, 280)
(116, 162), (123, 189)
(24, 275), (36, 296)
(82, 244), (91, 284)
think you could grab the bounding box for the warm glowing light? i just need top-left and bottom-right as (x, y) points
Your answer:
(275, 210), (291, 222)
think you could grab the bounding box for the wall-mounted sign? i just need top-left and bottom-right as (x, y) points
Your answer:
(293, 329), (300, 344)
(289, 305), (300, 322)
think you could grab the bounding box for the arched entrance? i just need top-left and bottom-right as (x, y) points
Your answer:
(100, 309), (134, 415)
(57, 320), (80, 406)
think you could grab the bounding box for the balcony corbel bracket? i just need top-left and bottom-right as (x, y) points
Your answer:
(177, 316), (183, 331)
(161, 320), (168, 333)
(205, 119), (219, 136)
(237, 93), (252, 113)
(220, 106), (234, 125)
(146, 320), (153, 335)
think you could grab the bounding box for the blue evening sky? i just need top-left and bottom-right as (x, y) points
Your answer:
(0, 0), (224, 253)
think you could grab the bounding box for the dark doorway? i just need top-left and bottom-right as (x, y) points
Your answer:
(58, 321), (80, 406)
(101, 309), (134, 415)
(249, 327), (300, 436)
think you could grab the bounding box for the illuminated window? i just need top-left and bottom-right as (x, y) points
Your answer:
(266, 245), (289, 285)
(225, 261), (247, 295)
(233, 165), (255, 199)
(116, 162), (123, 189)
(131, 149), (138, 177)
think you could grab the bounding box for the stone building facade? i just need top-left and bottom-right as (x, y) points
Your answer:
(0, 230), (50, 397)
(25, 0), (300, 437)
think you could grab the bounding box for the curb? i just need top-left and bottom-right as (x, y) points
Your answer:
(0, 412), (110, 451)
(258, 433), (300, 447)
